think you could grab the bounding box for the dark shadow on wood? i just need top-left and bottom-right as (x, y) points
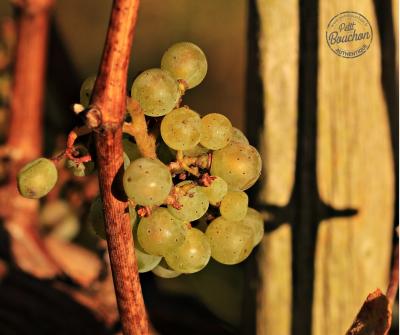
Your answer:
(241, 0), (265, 333)
(372, 0), (399, 235)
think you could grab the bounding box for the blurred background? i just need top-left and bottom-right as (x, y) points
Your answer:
(0, 0), (398, 334)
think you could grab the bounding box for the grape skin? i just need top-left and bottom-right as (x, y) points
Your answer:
(201, 176), (228, 206)
(161, 42), (207, 89)
(133, 223), (161, 273)
(79, 76), (96, 107)
(152, 259), (181, 278)
(167, 181), (209, 222)
(206, 216), (254, 265)
(131, 68), (180, 117)
(241, 208), (264, 247)
(165, 228), (211, 274)
(200, 113), (233, 150)
(160, 107), (202, 150)
(17, 158), (58, 199)
(230, 127), (249, 145)
(220, 190), (248, 221)
(137, 207), (188, 256)
(211, 142), (262, 191)
(123, 158), (172, 206)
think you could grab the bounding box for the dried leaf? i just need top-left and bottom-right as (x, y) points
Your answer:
(44, 236), (101, 287)
(346, 289), (391, 335)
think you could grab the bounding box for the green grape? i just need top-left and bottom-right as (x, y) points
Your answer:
(133, 224), (161, 273)
(131, 68), (180, 117)
(183, 144), (210, 157)
(220, 190), (248, 221)
(205, 216), (254, 265)
(231, 127), (249, 144)
(201, 176), (228, 206)
(17, 158), (58, 199)
(165, 228), (211, 274)
(167, 181), (209, 221)
(161, 42), (207, 89)
(80, 76), (96, 107)
(65, 146), (95, 177)
(200, 113), (233, 150)
(152, 259), (181, 278)
(211, 142), (262, 191)
(137, 207), (188, 256)
(135, 247), (162, 273)
(123, 152), (130, 170)
(241, 208), (264, 247)
(88, 196), (135, 240)
(122, 139), (141, 162)
(123, 158), (172, 206)
(160, 107), (201, 150)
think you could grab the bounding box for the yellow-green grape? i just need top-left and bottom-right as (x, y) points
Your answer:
(152, 259), (181, 279)
(167, 181), (209, 221)
(205, 216), (254, 265)
(211, 143), (262, 191)
(17, 158), (58, 199)
(131, 68), (180, 117)
(230, 127), (249, 145)
(79, 76), (96, 107)
(165, 228), (211, 274)
(133, 224), (161, 273)
(160, 107), (201, 150)
(137, 207), (188, 256)
(241, 208), (264, 247)
(39, 200), (79, 241)
(201, 176), (228, 206)
(122, 139), (141, 162)
(200, 113), (233, 150)
(123, 158), (172, 206)
(220, 190), (248, 221)
(88, 196), (136, 240)
(161, 42), (207, 89)
(183, 144), (210, 157)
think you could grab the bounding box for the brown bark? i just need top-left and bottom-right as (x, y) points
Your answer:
(90, 0), (149, 334)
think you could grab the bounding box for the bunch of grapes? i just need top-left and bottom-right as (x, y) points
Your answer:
(17, 42), (264, 279)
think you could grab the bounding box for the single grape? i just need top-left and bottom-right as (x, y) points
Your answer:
(201, 176), (228, 206)
(17, 158), (58, 199)
(206, 216), (254, 265)
(122, 139), (141, 162)
(160, 107), (201, 150)
(88, 196), (136, 240)
(200, 113), (233, 150)
(183, 144), (210, 157)
(241, 207), (264, 247)
(152, 259), (181, 279)
(161, 42), (207, 89)
(133, 224), (161, 273)
(167, 181), (209, 221)
(131, 68), (180, 117)
(230, 127), (249, 144)
(65, 146), (95, 177)
(123, 158), (172, 206)
(165, 228), (211, 274)
(80, 76), (96, 107)
(137, 207), (188, 256)
(220, 190), (248, 221)
(211, 142), (262, 191)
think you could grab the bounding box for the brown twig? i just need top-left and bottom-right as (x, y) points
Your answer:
(124, 98), (156, 159)
(89, 0), (148, 334)
(0, 0), (59, 276)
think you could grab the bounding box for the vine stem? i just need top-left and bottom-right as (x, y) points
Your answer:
(90, 0), (149, 334)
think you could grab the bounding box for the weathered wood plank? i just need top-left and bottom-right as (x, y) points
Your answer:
(313, 1), (395, 334)
(255, 0), (299, 334)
